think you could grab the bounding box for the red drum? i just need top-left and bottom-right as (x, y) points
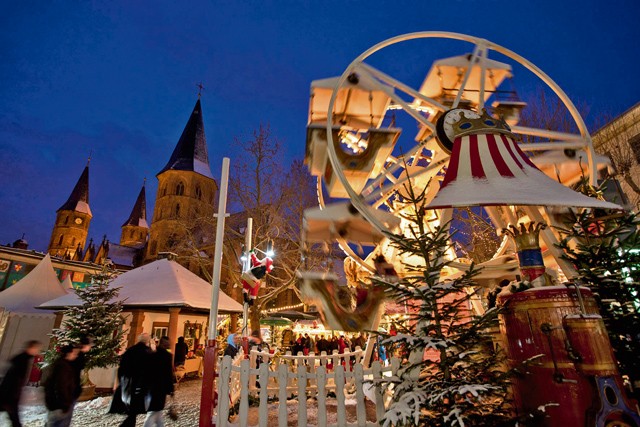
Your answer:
(498, 286), (598, 426)
(563, 315), (618, 376)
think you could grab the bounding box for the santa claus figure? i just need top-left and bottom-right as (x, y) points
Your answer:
(241, 251), (274, 305)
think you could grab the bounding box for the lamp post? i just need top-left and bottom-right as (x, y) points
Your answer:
(199, 157), (230, 427)
(241, 218), (252, 358)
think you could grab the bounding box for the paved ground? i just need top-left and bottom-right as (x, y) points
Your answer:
(10, 378), (377, 426)
(16, 378), (204, 427)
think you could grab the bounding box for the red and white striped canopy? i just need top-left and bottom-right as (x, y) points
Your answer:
(426, 132), (620, 210)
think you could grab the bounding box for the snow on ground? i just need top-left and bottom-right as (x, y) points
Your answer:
(8, 378), (377, 426)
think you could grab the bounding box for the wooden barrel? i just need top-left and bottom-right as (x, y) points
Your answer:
(563, 314), (619, 376)
(498, 286), (599, 426)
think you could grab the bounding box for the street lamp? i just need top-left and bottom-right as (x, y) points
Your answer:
(265, 239), (275, 257)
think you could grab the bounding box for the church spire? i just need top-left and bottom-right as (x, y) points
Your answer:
(122, 181), (148, 228)
(48, 162), (92, 259)
(120, 181), (149, 248)
(157, 99), (213, 179)
(57, 164), (91, 216)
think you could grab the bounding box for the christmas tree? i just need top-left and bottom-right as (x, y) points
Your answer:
(377, 182), (515, 427)
(556, 178), (640, 391)
(45, 262), (127, 374)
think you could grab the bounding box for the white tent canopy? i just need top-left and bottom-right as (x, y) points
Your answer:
(0, 254), (68, 313)
(39, 258), (243, 313)
(61, 275), (74, 291)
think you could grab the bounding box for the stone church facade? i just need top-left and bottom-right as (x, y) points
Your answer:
(45, 97), (219, 279)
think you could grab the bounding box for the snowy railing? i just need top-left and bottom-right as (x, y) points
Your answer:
(217, 352), (400, 427)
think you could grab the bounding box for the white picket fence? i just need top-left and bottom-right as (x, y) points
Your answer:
(216, 348), (399, 427)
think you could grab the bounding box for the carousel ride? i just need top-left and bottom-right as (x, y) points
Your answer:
(297, 32), (640, 426)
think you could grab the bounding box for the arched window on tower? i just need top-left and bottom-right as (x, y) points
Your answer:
(176, 182), (185, 196)
(64, 216), (69, 225)
(130, 230), (135, 238)
(195, 185), (202, 200)
(175, 204), (181, 218)
(162, 186), (167, 196)
(58, 235), (64, 246)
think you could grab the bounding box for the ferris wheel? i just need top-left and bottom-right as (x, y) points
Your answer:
(303, 31), (616, 283)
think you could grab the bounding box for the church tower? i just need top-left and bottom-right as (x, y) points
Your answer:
(120, 182), (149, 247)
(145, 98), (217, 268)
(48, 163), (92, 259)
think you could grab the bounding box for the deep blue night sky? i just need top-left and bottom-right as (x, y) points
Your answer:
(1, 0), (639, 251)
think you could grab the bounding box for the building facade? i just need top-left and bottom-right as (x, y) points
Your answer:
(592, 102), (640, 209)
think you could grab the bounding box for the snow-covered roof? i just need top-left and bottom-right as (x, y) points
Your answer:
(157, 99), (214, 179)
(0, 254), (68, 313)
(39, 258), (243, 313)
(105, 243), (140, 268)
(57, 165), (92, 216)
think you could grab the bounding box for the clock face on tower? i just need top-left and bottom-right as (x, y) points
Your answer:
(75, 217), (83, 225)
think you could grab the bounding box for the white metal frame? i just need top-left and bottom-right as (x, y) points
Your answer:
(320, 32), (598, 277)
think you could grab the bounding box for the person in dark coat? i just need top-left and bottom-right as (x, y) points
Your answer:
(70, 336), (93, 404)
(44, 345), (79, 427)
(223, 334), (241, 359)
(118, 333), (151, 427)
(0, 340), (42, 427)
(143, 337), (174, 427)
(173, 336), (188, 367)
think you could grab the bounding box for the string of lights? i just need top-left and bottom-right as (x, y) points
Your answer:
(262, 302), (305, 314)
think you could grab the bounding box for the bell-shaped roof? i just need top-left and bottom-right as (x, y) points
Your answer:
(58, 165), (92, 216)
(39, 258), (242, 313)
(427, 132), (621, 210)
(122, 183), (148, 228)
(0, 254), (68, 313)
(157, 99), (213, 179)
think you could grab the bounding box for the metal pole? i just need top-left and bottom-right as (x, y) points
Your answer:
(199, 157), (230, 427)
(242, 218), (253, 357)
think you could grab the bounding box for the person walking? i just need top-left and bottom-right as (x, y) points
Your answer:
(70, 336), (93, 409)
(118, 333), (152, 427)
(0, 340), (42, 427)
(173, 336), (188, 368)
(143, 337), (174, 427)
(44, 345), (79, 427)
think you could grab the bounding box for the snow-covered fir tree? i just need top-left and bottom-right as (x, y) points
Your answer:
(377, 183), (515, 427)
(45, 262), (126, 372)
(556, 178), (640, 390)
